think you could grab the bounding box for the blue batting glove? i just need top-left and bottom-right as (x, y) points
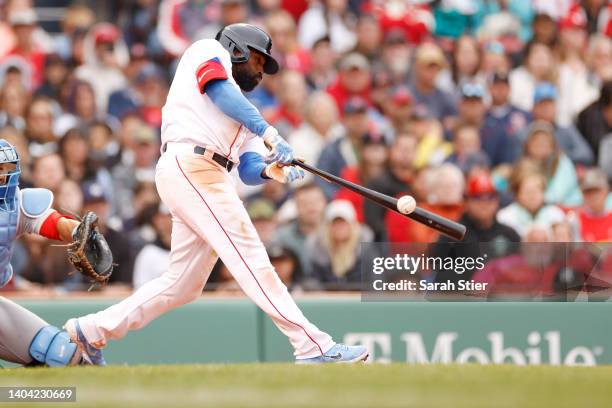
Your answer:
(263, 127), (294, 165)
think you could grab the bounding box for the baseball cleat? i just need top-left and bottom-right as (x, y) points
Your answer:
(64, 318), (106, 366)
(295, 343), (369, 364)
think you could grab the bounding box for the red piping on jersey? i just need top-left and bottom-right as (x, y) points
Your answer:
(226, 124), (243, 158)
(175, 156), (324, 356)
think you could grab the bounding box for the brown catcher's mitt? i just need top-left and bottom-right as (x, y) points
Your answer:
(67, 211), (113, 287)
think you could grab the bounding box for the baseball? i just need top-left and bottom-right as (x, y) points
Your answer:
(397, 195), (416, 215)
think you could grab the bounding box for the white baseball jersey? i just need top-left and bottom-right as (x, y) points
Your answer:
(161, 39), (266, 163)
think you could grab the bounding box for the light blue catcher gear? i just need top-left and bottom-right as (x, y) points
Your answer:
(0, 140), (20, 288)
(29, 326), (79, 366)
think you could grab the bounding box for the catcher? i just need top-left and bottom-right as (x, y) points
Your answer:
(0, 139), (113, 366)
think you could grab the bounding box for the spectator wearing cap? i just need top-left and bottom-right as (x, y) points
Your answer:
(380, 29), (411, 84)
(276, 182), (327, 278)
(5, 8), (47, 89)
(522, 121), (582, 206)
(264, 10), (311, 74)
(386, 163), (465, 243)
(297, 0), (357, 53)
(365, 132), (417, 241)
(288, 91), (340, 168)
(81, 180), (135, 285)
(316, 96), (369, 198)
(335, 132), (388, 223)
(385, 86), (414, 132)
(306, 200), (375, 290)
(247, 198), (278, 245)
(572, 167), (612, 241)
(75, 23), (129, 115)
(409, 43), (458, 131)
(480, 41), (511, 78)
(304, 36), (337, 90)
(366, 0), (432, 44)
(265, 70), (307, 137)
(509, 41), (557, 113)
(266, 241), (303, 291)
(431, 170), (520, 285)
(35, 54), (69, 101)
(133, 203), (172, 289)
(497, 159), (565, 238)
(520, 82), (594, 166)
(481, 70), (529, 167)
(326, 52), (371, 114)
(577, 81), (612, 160)
(408, 103), (451, 169)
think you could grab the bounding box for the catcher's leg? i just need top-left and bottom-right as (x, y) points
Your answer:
(167, 152), (335, 359)
(75, 218), (217, 346)
(0, 297), (80, 366)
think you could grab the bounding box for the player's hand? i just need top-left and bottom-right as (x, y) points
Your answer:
(263, 127), (293, 165)
(264, 163), (305, 184)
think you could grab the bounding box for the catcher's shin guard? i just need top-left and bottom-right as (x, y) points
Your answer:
(29, 326), (81, 366)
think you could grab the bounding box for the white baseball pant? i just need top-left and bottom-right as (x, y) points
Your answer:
(77, 143), (334, 358)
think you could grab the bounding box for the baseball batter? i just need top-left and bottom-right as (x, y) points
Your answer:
(0, 140), (112, 366)
(66, 24), (368, 364)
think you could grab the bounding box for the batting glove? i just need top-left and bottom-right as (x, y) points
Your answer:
(263, 127), (293, 165)
(264, 163), (305, 184)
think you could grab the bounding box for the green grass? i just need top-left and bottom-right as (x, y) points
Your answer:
(1, 363), (611, 408)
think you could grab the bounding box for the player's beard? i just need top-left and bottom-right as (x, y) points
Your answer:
(233, 65), (262, 92)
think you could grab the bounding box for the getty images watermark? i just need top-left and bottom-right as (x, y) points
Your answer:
(360, 242), (612, 301)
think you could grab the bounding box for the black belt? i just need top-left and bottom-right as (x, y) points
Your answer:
(163, 143), (234, 172)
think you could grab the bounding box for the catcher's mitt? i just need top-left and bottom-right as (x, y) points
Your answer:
(67, 212), (113, 287)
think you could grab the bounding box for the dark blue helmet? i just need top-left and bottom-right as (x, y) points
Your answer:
(215, 23), (279, 75)
(0, 139), (20, 212)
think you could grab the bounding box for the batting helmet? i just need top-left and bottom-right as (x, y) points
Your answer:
(215, 23), (279, 75)
(0, 139), (20, 212)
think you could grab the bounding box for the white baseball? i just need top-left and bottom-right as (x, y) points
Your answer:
(397, 195), (416, 215)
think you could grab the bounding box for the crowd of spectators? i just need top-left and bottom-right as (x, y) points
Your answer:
(1, 0), (612, 295)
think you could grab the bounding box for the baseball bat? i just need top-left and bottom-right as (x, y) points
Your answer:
(292, 160), (466, 241)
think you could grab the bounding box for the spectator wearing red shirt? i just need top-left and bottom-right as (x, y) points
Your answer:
(5, 9), (46, 90)
(326, 52), (371, 114)
(573, 167), (612, 241)
(363, 0), (433, 45)
(335, 132), (388, 223)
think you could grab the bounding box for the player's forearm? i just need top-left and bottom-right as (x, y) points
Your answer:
(39, 211), (80, 242)
(238, 152), (269, 185)
(57, 218), (80, 242)
(204, 80), (270, 137)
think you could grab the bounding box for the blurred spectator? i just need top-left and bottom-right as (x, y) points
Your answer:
(386, 163), (465, 243)
(531, 12), (557, 47)
(53, 4), (95, 61)
(522, 82), (594, 166)
(276, 182), (327, 278)
(409, 43), (458, 130)
(385, 86), (413, 132)
(5, 8), (46, 89)
(336, 132), (388, 222)
(304, 36), (337, 90)
(0, 126), (30, 183)
(522, 121), (582, 206)
(577, 81), (612, 159)
(0, 81), (28, 131)
(365, 132), (417, 241)
(75, 23), (129, 115)
(62, 80), (100, 129)
(409, 104), (451, 169)
(31, 153), (65, 194)
(326, 52), (371, 113)
(247, 198), (278, 245)
(58, 128), (88, 182)
(81, 181), (134, 284)
(366, 0), (433, 44)
(497, 160), (565, 237)
(451, 35), (483, 89)
(306, 200), (373, 290)
(55, 179), (84, 216)
(267, 241), (302, 290)
(481, 70), (528, 167)
(265, 70), (306, 136)
(353, 14), (382, 62)
(265, 9), (310, 73)
(446, 122), (490, 174)
(288, 91), (339, 167)
(298, 0), (357, 53)
(572, 167), (612, 242)
(480, 41), (510, 78)
(316, 96), (368, 198)
(509, 41), (557, 112)
(133, 203), (171, 289)
(379, 29), (411, 84)
(24, 96), (57, 157)
(432, 171), (520, 284)
(36, 54), (69, 101)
